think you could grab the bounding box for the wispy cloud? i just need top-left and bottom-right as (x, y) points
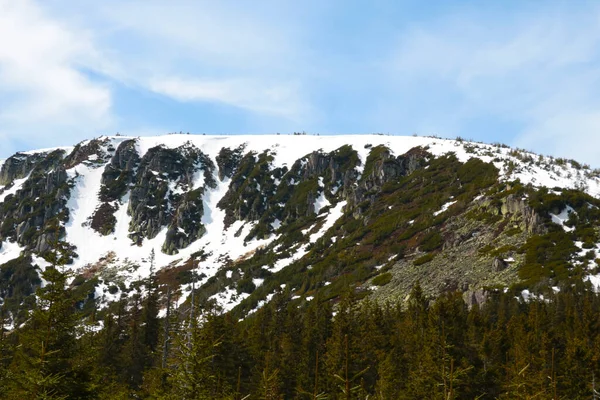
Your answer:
(85, 1), (310, 121)
(150, 78), (306, 120)
(0, 0), (311, 154)
(383, 5), (600, 163)
(0, 0), (112, 154)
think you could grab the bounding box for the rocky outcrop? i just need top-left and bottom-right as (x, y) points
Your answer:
(492, 257), (508, 272)
(216, 145), (246, 181)
(90, 203), (118, 236)
(0, 150), (71, 254)
(350, 146), (428, 214)
(297, 145), (360, 200)
(273, 146), (359, 223)
(217, 145), (361, 241)
(0, 153), (47, 186)
(128, 143), (215, 247)
(464, 288), (490, 308)
(63, 138), (112, 169)
(162, 150), (216, 254)
(162, 189), (207, 255)
(501, 194), (545, 234)
(90, 140), (141, 235)
(99, 139), (140, 202)
(217, 151), (279, 229)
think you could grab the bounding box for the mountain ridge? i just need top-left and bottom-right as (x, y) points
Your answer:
(1, 133), (600, 325)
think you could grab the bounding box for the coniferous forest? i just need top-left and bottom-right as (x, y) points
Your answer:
(3, 262), (600, 399)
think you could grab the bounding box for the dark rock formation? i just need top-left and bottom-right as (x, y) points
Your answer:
(216, 145), (246, 181)
(63, 138), (112, 169)
(99, 139), (141, 202)
(217, 150), (279, 230)
(90, 139), (141, 235)
(127, 142), (215, 250)
(501, 194), (545, 234)
(492, 257), (508, 272)
(0, 150), (71, 254)
(465, 288), (490, 308)
(0, 153), (47, 186)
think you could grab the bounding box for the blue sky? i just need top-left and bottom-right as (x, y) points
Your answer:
(1, 0), (600, 164)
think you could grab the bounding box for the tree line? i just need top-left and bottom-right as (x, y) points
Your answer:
(2, 263), (600, 399)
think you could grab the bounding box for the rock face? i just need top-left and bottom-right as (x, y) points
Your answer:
(91, 139), (141, 235)
(162, 145), (217, 254)
(63, 138), (112, 169)
(350, 146), (428, 218)
(0, 150), (70, 254)
(501, 194), (545, 234)
(464, 288), (490, 308)
(492, 257), (508, 272)
(0, 153), (47, 186)
(217, 150), (279, 230)
(100, 139), (140, 197)
(216, 145), (246, 181)
(216, 145), (361, 240)
(127, 142), (216, 251)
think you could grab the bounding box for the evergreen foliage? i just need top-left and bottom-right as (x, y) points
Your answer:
(3, 270), (600, 398)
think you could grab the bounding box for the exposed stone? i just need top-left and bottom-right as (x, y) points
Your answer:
(350, 146), (428, 215)
(127, 142), (215, 250)
(0, 153), (45, 186)
(464, 288), (490, 309)
(0, 151), (71, 254)
(63, 138), (111, 169)
(216, 145), (246, 181)
(501, 194), (545, 234)
(90, 139), (141, 236)
(492, 257), (508, 272)
(218, 150), (278, 229)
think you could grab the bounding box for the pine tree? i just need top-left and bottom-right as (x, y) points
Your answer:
(141, 258), (161, 365)
(9, 262), (92, 398)
(0, 304), (12, 399)
(173, 328), (218, 399)
(123, 292), (146, 389)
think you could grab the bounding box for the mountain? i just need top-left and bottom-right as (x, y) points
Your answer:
(1, 133), (600, 325)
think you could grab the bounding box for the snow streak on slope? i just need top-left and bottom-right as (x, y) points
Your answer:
(0, 174), (30, 204)
(0, 241), (24, 265)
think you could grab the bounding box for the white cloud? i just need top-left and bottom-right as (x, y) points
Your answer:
(84, 0), (309, 120)
(96, 1), (294, 70)
(0, 0), (112, 150)
(0, 0), (311, 156)
(150, 77), (305, 120)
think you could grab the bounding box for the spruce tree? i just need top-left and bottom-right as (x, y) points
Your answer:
(9, 255), (92, 398)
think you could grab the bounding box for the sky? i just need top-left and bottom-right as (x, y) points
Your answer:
(1, 0), (600, 165)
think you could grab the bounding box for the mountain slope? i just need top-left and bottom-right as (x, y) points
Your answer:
(1, 134), (600, 323)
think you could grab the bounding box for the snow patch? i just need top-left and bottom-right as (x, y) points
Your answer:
(0, 241), (25, 265)
(313, 191), (331, 215)
(433, 200), (457, 216)
(0, 174), (31, 204)
(550, 206), (576, 232)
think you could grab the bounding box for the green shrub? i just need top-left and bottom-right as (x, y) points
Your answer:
(372, 272), (392, 286)
(419, 231), (443, 251)
(237, 277), (257, 294)
(504, 227), (522, 237)
(414, 253), (435, 266)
